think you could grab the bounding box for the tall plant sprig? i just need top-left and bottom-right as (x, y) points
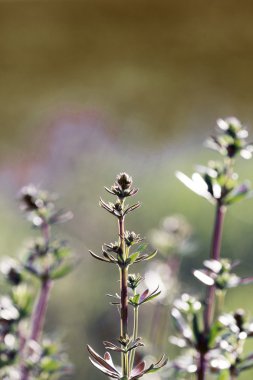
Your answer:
(16, 185), (74, 380)
(173, 117), (253, 380)
(88, 173), (167, 380)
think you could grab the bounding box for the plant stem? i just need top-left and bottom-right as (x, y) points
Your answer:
(30, 278), (53, 342)
(197, 203), (226, 380)
(20, 222), (52, 380)
(211, 204), (226, 261)
(120, 267), (129, 377)
(119, 216), (129, 378)
(31, 221), (52, 342)
(20, 278), (53, 380)
(204, 204), (226, 332)
(129, 302), (139, 371)
(197, 352), (206, 380)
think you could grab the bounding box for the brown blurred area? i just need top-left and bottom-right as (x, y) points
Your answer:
(1, 0), (253, 160)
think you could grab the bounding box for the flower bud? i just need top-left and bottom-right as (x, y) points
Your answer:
(19, 185), (44, 212)
(128, 274), (143, 290)
(234, 309), (245, 331)
(124, 231), (142, 247)
(116, 173), (133, 191)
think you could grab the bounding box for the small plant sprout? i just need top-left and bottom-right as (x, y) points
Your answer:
(172, 117), (253, 380)
(0, 185), (74, 379)
(88, 173), (167, 379)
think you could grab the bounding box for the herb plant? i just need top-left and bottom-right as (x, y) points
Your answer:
(0, 185), (74, 379)
(88, 173), (167, 380)
(171, 117), (253, 380)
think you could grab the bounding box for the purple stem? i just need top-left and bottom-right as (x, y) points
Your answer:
(118, 216), (129, 377)
(20, 279), (52, 380)
(119, 217), (128, 337)
(29, 278), (52, 342)
(20, 222), (52, 380)
(204, 204), (226, 332)
(198, 352), (206, 380)
(197, 203), (226, 380)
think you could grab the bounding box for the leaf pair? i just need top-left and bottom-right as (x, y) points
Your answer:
(87, 345), (167, 379)
(89, 247), (157, 267)
(129, 286), (161, 307)
(103, 338), (144, 353)
(193, 259), (253, 290)
(100, 198), (141, 218)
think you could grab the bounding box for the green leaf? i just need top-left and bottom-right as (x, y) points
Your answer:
(141, 291), (161, 304)
(50, 262), (73, 280)
(89, 250), (110, 263)
(142, 250), (157, 262)
(54, 245), (71, 260)
(135, 250), (158, 263)
(40, 356), (61, 372)
(129, 294), (140, 306)
(12, 284), (34, 318)
(136, 244), (148, 253)
(192, 313), (200, 342)
(126, 251), (140, 265)
(208, 320), (223, 348)
(224, 182), (251, 205)
(218, 370), (230, 380)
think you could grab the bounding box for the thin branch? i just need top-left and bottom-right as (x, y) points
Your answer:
(197, 203), (226, 380)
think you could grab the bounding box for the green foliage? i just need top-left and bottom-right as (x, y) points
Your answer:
(0, 185), (74, 379)
(171, 117), (253, 380)
(176, 118), (253, 206)
(88, 173), (167, 379)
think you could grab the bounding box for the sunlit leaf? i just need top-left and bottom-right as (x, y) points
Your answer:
(176, 172), (211, 201)
(193, 270), (214, 286)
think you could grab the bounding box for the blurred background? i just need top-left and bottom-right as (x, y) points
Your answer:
(1, 0), (253, 378)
